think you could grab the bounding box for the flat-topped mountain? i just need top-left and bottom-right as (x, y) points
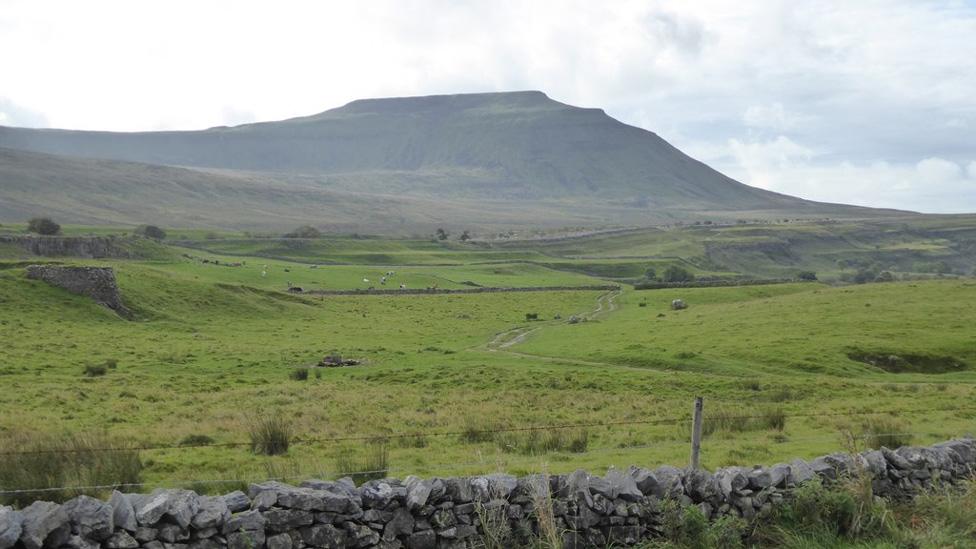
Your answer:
(0, 91), (897, 230)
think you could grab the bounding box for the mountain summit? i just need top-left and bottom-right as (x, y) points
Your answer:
(0, 91), (885, 230)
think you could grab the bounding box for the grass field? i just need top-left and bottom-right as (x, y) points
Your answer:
(2, 223), (975, 503)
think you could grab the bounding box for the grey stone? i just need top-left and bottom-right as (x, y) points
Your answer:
(223, 510), (265, 535)
(157, 524), (189, 543)
(64, 534), (99, 549)
(486, 474), (517, 499)
(187, 539), (222, 549)
(605, 469), (642, 502)
(361, 482), (396, 509)
(769, 464), (790, 488)
(789, 459), (815, 485)
(748, 468), (772, 490)
(143, 541), (166, 549)
(652, 466), (684, 498)
(714, 467), (748, 498)
(62, 495), (114, 540)
(104, 531), (139, 549)
(299, 524), (345, 548)
(135, 490), (200, 528)
(20, 501), (70, 549)
(405, 477), (432, 511)
(685, 469), (719, 502)
(0, 506), (25, 549)
(405, 530), (436, 549)
(344, 521), (379, 547)
(247, 482), (291, 500)
(265, 533), (292, 549)
(251, 492), (278, 512)
(110, 491), (138, 532)
(629, 467), (660, 497)
(191, 497), (230, 530)
(221, 492), (251, 514)
(227, 530), (265, 549)
(862, 450), (887, 477)
(263, 509), (313, 532)
(383, 507), (415, 541)
(442, 478), (472, 504)
(470, 478), (490, 502)
(134, 526), (158, 542)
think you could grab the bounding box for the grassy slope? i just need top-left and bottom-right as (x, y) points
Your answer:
(1, 243), (974, 489)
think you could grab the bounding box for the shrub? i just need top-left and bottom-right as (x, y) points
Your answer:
(27, 217), (61, 235)
(797, 271), (818, 281)
(248, 414), (292, 455)
(525, 313), (539, 321)
(662, 265), (695, 283)
(644, 267), (657, 280)
(84, 364), (107, 377)
(0, 432), (142, 506)
(284, 225), (322, 238)
(290, 367), (310, 381)
(134, 225), (167, 240)
(335, 440), (389, 484)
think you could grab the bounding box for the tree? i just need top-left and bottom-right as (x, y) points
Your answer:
(796, 271), (818, 281)
(662, 265), (694, 283)
(459, 230), (471, 241)
(27, 217), (61, 235)
(134, 225), (167, 240)
(435, 228), (449, 241)
(644, 267), (657, 280)
(284, 225), (322, 238)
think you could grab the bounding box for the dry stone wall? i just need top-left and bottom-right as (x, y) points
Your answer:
(1, 439), (974, 549)
(25, 265), (129, 317)
(0, 236), (137, 259)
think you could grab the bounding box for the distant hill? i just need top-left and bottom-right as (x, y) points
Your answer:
(0, 91), (901, 230)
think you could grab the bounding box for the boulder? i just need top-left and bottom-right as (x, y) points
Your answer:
(605, 469), (643, 502)
(104, 531), (139, 549)
(0, 506), (24, 549)
(221, 492), (251, 514)
(109, 491), (138, 532)
(20, 501), (71, 549)
(404, 477), (432, 511)
(134, 489), (200, 528)
(62, 495), (114, 540)
(191, 497), (230, 530)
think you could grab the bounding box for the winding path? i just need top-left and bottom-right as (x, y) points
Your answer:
(475, 290), (621, 365)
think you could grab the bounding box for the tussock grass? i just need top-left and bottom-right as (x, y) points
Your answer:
(335, 440), (389, 484)
(0, 431), (142, 506)
(856, 416), (913, 449)
(289, 367), (310, 381)
(248, 414), (292, 455)
(495, 429), (589, 455)
(703, 406), (786, 437)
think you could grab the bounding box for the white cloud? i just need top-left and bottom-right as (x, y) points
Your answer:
(742, 103), (810, 131)
(0, 0), (974, 212)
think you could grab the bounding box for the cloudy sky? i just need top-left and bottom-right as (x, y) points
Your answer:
(2, 0), (975, 212)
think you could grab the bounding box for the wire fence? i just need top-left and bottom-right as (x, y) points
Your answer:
(1, 401), (973, 497)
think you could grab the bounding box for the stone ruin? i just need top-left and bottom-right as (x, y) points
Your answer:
(25, 265), (130, 318)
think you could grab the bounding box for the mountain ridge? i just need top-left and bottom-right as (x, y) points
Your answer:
(0, 91), (906, 230)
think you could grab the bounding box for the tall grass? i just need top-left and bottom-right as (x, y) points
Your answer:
(0, 432), (143, 507)
(248, 414), (292, 455)
(702, 406), (786, 437)
(334, 440), (389, 484)
(495, 429), (589, 455)
(856, 416), (913, 449)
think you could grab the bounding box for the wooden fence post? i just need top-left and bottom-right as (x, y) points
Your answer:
(690, 396), (704, 470)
